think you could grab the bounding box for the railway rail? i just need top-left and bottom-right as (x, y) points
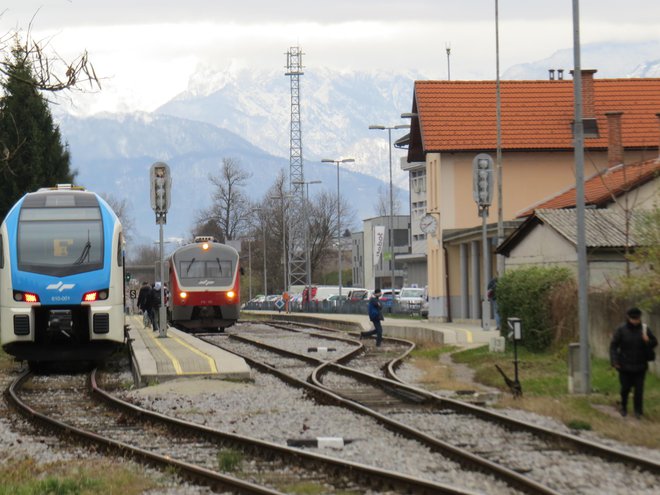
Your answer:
(7, 368), (472, 495)
(203, 321), (660, 494)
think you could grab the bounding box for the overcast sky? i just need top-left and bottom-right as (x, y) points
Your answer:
(2, 1), (659, 113)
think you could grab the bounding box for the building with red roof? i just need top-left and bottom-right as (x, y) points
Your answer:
(403, 70), (660, 322)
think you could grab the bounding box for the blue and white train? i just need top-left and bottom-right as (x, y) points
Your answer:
(0, 185), (126, 364)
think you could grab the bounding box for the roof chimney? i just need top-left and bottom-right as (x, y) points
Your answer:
(605, 111), (624, 167)
(548, 69), (555, 80)
(570, 69), (597, 117)
(557, 69), (564, 80)
(570, 69), (599, 138)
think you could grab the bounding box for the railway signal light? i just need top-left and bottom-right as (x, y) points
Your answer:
(472, 153), (493, 210)
(150, 162), (172, 224)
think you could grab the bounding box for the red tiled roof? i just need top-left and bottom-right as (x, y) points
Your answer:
(518, 158), (660, 217)
(413, 79), (660, 152)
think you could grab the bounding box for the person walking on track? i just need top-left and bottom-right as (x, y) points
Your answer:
(361, 289), (384, 347)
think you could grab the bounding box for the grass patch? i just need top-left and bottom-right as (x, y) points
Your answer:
(0, 458), (155, 495)
(410, 343), (458, 360)
(451, 344), (660, 448)
(217, 448), (243, 472)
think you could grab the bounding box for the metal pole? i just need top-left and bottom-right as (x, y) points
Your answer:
(388, 128), (395, 290)
(495, 0), (505, 276)
(573, 0), (590, 394)
(263, 221), (267, 296)
(282, 201), (286, 294)
(305, 182), (311, 310)
(248, 239), (252, 301)
(158, 222), (166, 337)
(481, 208), (491, 330)
(337, 161), (342, 297)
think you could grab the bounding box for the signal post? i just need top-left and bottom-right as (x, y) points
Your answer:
(150, 162), (171, 337)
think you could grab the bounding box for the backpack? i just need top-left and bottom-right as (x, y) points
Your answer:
(150, 288), (162, 307)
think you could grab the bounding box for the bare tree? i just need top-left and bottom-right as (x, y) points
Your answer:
(0, 21), (100, 93)
(0, 25), (100, 176)
(128, 244), (159, 265)
(373, 184), (402, 216)
(197, 157), (253, 241)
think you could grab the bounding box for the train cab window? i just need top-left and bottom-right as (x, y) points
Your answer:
(178, 259), (233, 282)
(0, 234), (3, 269)
(17, 207), (104, 276)
(117, 232), (124, 267)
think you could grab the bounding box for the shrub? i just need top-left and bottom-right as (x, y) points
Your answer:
(497, 266), (573, 352)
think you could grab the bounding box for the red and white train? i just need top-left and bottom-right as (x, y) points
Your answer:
(167, 237), (241, 331)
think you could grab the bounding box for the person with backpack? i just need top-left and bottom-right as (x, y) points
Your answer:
(360, 289), (384, 347)
(137, 281), (152, 328)
(147, 282), (163, 333)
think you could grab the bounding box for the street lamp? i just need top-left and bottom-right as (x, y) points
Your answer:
(292, 180), (322, 309)
(368, 124), (410, 290)
(321, 158), (355, 298)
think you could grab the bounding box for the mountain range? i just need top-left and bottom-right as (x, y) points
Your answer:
(53, 41), (660, 247)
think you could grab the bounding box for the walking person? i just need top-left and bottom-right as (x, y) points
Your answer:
(360, 289), (384, 347)
(610, 307), (657, 419)
(146, 282), (163, 334)
(487, 277), (500, 330)
(137, 281), (151, 328)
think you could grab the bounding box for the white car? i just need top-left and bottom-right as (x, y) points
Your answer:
(398, 287), (427, 314)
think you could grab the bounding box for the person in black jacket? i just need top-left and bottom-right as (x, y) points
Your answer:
(360, 289), (384, 347)
(610, 307), (657, 419)
(137, 281), (151, 328)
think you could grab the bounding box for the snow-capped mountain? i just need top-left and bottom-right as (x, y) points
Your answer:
(503, 41), (660, 80)
(156, 65), (418, 187)
(53, 41), (660, 246)
(57, 112), (406, 242)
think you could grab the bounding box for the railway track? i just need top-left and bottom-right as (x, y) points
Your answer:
(204, 321), (660, 494)
(7, 368), (472, 495)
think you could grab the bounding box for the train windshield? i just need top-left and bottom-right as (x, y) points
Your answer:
(178, 258), (233, 284)
(17, 207), (104, 276)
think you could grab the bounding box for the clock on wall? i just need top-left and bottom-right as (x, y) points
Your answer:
(419, 213), (438, 235)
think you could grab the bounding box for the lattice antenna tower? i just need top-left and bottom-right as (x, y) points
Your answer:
(285, 46), (307, 290)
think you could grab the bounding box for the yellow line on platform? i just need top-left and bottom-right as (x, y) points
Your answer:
(168, 333), (218, 373)
(147, 329), (184, 375)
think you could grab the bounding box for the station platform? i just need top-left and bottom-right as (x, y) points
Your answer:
(126, 315), (251, 386)
(241, 310), (497, 347)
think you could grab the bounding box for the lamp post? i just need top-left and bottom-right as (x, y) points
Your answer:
(321, 158), (354, 298)
(292, 179), (322, 310)
(368, 124), (410, 290)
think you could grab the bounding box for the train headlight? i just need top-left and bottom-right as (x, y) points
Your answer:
(13, 291), (40, 303)
(227, 290), (236, 300)
(82, 289), (109, 302)
(202, 242), (209, 251)
(180, 291), (187, 299)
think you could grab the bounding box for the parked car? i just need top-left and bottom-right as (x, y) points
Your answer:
(398, 287), (427, 314)
(325, 294), (348, 304)
(379, 289), (400, 308)
(347, 288), (370, 301)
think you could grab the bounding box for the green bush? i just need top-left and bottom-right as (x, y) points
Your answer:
(497, 266), (573, 352)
